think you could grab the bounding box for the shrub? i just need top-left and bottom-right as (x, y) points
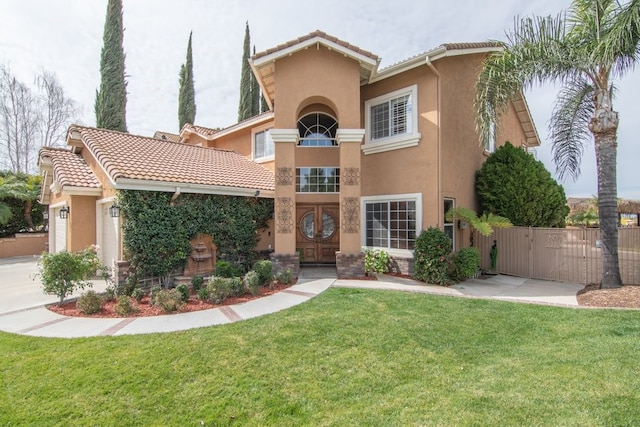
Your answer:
(453, 247), (480, 281)
(39, 246), (102, 305)
(413, 227), (453, 285)
(175, 284), (190, 302)
(207, 277), (235, 304)
(131, 287), (145, 303)
(364, 249), (390, 274)
(114, 296), (138, 316)
(276, 269), (292, 285)
(244, 270), (261, 296)
(149, 286), (161, 306)
(197, 287), (209, 301)
(152, 289), (184, 312)
(230, 277), (244, 296)
(252, 260), (272, 285)
(77, 290), (103, 315)
(191, 275), (204, 291)
(215, 260), (242, 278)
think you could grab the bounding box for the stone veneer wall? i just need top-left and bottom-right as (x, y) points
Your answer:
(336, 252), (365, 278)
(388, 256), (414, 276)
(115, 260), (134, 285)
(270, 253), (300, 278)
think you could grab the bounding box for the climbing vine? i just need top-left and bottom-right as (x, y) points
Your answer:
(118, 190), (273, 279)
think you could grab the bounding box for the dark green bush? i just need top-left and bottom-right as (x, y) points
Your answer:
(453, 247), (480, 281)
(413, 227), (453, 285)
(175, 284), (190, 302)
(191, 275), (204, 291)
(77, 290), (103, 315)
(252, 260), (273, 285)
(244, 270), (261, 296)
(114, 296), (137, 316)
(197, 287), (209, 301)
(215, 260), (243, 278)
(132, 287), (145, 303)
(230, 277), (244, 296)
(152, 289), (184, 312)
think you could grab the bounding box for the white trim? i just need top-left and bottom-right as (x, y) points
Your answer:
(252, 36), (378, 69)
(61, 186), (102, 196)
(360, 193), (422, 258)
(114, 179), (275, 198)
(270, 129), (299, 144)
(96, 197), (120, 267)
(208, 112), (274, 141)
(335, 129), (365, 144)
(363, 85), (421, 155)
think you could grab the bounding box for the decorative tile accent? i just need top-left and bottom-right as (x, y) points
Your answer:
(276, 197), (294, 233)
(342, 197), (359, 234)
(276, 167), (294, 186)
(342, 167), (360, 186)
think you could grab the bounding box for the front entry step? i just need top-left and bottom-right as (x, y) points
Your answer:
(298, 266), (337, 280)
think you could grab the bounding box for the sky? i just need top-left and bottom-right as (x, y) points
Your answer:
(1, 0), (639, 199)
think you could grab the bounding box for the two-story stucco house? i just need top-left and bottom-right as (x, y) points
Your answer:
(39, 31), (539, 278)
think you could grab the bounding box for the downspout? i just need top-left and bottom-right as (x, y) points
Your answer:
(425, 57), (442, 228)
(170, 187), (181, 205)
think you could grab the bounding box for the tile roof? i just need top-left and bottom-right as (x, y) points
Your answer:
(40, 147), (101, 189)
(252, 30), (379, 62)
(182, 123), (220, 137)
(71, 125), (274, 192)
(153, 131), (181, 143)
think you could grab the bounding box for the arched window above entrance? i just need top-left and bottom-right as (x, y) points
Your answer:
(297, 113), (338, 146)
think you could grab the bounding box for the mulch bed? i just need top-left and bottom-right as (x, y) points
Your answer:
(576, 283), (640, 308)
(47, 282), (294, 318)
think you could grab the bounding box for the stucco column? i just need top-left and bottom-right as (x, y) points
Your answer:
(336, 129), (365, 277)
(269, 129), (300, 277)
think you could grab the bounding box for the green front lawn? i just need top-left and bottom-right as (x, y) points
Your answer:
(1, 288), (639, 425)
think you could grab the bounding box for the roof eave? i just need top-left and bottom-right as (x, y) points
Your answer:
(114, 178), (275, 198)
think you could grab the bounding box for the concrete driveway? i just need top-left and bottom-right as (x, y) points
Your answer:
(0, 256), (108, 314)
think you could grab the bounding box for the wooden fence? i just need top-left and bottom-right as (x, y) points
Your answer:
(477, 227), (640, 285)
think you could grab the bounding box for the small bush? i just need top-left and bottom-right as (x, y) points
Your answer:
(131, 287), (145, 303)
(176, 284), (190, 302)
(114, 296), (138, 317)
(191, 275), (204, 291)
(252, 260), (273, 285)
(39, 246), (102, 305)
(215, 260), (242, 278)
(230, 277), (244, 296)
(413, 227), (453, 285)
(197, 287), (210, 301)
(149, 286), (161, 306)
(153, 289), (184, 312)
(453, 247), (481, 281)
(244, 270), (261, 296)
(364, 249), (390, 274)
(207, 277), (235, 304)
(77, 290), (103, 315)
(276, 269), (292, 285)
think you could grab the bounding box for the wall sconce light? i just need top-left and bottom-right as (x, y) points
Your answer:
(458, 220), (468, 230)
(109, 203), (121, 218)
(43, 209), (49, 221)
(59, 206), (70, 220)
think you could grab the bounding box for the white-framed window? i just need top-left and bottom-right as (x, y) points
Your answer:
(363, 85), (421, 155)
(253, 129), (274, 161)
(361, 193), (422, 255)
(296, 167), (340, 193)
(443, 198), (455, 251)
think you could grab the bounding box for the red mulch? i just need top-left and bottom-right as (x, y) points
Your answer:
(47, 281), (294, 318)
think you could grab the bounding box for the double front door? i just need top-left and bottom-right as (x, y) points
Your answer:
(296, 204), (339, 263)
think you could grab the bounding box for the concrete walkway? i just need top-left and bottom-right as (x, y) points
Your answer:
(0, 262), (584, 339)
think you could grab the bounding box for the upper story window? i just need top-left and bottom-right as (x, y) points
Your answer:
(363, 85), (421, 155)
(254, 129), (274, 161)
(296, 167), (340, 193)
(298, 113), (338, 146)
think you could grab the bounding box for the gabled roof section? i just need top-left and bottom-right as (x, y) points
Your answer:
(67, 125), (275, 197)
(180, 112), (274, 142)
(251, 30), (380, 109)
(153, 131), (180, 143)
(38, 146), (101, 204)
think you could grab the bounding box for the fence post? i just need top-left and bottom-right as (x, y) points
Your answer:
(528, 226), (534, 278)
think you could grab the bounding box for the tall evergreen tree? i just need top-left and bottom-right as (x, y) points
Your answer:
(260, 89), (269, 113)
(178, 31), (196, 131)
(251, 46), (260, 116)
(237, 22), (252, 121)
(95, 0), (127, 132)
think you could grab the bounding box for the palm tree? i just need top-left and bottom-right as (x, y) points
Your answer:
(446, 207), (513, 247)
(474, 0), (640, 289)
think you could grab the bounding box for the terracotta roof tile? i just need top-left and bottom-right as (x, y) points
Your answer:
(252, 30), (378, 62)
(42, 147), (101, 189)
(153, 131), (180, 143)
(72, 126), (274, 191)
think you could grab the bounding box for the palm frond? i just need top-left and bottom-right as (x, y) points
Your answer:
(549, 78), (594, 180)
(604, 0), (640, 77)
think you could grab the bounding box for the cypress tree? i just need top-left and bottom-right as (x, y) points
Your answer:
(251, 46), (259, 116)
(260, 90), (269, 113)
(95, 0), (127, 132)
(237, 22), (252, 121)
(178, 31), (196, 131)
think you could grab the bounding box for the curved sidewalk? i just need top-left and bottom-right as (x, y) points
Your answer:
(0, 267), (583, 339)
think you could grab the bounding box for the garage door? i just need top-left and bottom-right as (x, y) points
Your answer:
(53, 208), (67, 252)
(100, 204), (119, 268)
